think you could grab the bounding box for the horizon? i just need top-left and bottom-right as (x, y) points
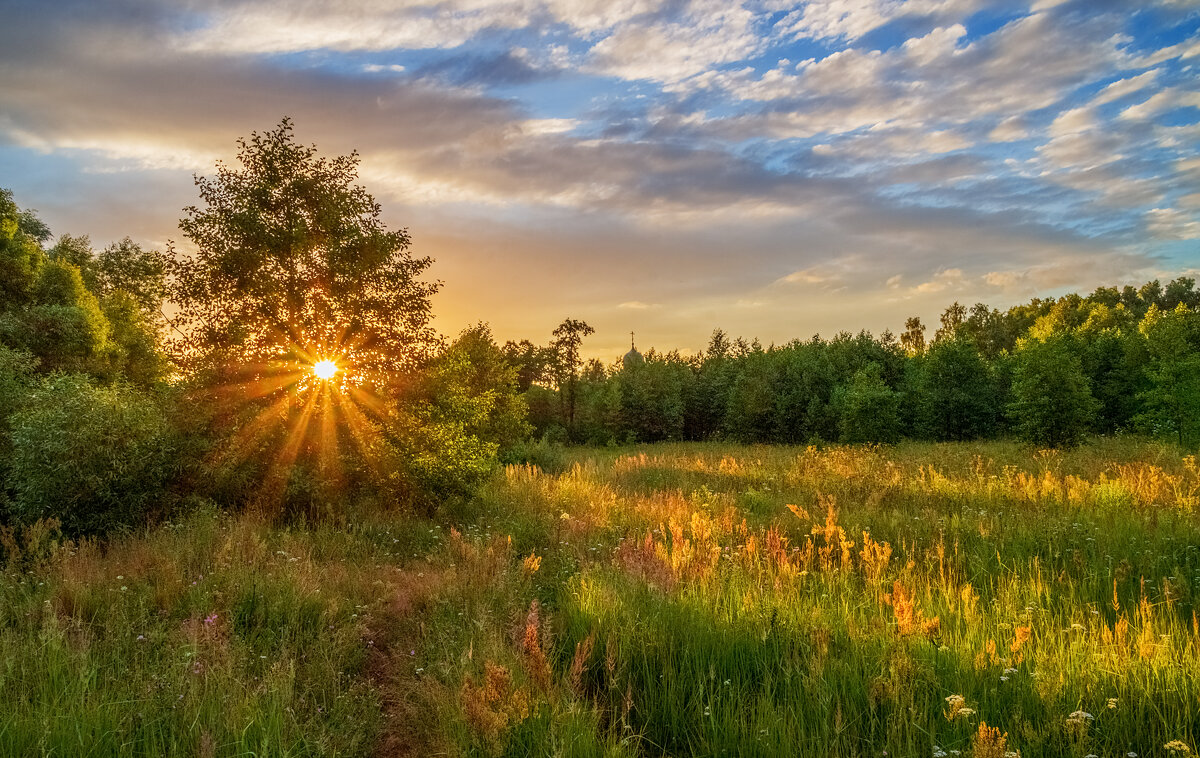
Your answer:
(1, 0), (1198, 360)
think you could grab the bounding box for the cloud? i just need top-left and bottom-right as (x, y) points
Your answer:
(0, 0), (1191, 353)
(1146, 207), (1200, 240)
(1090, 69), (1160, 106)
(586, 1), (761, 83)
(617, 301), (662, 309)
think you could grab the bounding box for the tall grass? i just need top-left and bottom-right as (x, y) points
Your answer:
(1, 439), (1197, 756)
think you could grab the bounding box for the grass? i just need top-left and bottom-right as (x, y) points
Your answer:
(1, 438), (1198, 756)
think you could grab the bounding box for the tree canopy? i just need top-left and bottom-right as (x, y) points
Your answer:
(169, 118), (440, 384)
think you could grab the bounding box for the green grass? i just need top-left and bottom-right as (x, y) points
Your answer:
(1, 439), (1198, 756)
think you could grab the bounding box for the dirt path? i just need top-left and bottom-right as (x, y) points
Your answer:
(366, 564), (450, 757)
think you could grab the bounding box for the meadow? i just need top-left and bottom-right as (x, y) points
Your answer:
(2, 439), (1198, 757)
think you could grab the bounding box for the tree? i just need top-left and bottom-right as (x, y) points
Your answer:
(934, 301), (967, 343)
(0, 188), (46, 308)
(0, 259), (111, 375)
(900, 316), (926, 355)
(618, 351), (688, 442)
(914, 336), (995, 441)
(836, 362), (901, 444)
(1007, 336), (1097, 448)
(548, 317), (594, 436)
(93, 238), (169, 316)
(169, 118), (439, 380)
(165, 119), (445, 513)
(385, 325), (531, 514)
(502, 339), (552, 391)
(1136, 305), (1200, 446)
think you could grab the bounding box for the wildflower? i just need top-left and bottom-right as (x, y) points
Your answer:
(1127, 753), (1138, 757)
(1065, 710), (1094, 732)
(933, 747), (947, 758)
(1107, 697), (1118, 709)
(136, 635), (145, 641)
(204, 613), (218, 625)
(1164, 741), (1192, 755)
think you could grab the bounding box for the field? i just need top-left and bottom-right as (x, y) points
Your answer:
(2, 440), (1199, 757)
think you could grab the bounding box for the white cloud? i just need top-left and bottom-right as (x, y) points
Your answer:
(913, 268), (965, 294)
(1120, 88), (1200, 121)
(617, 301), (663, 309)
(587, 1), (761, 83)
(1146, 207), (1200, 240)
(988, 116), (1029, 142)
(1090, 69), (1160, 106)
(775, 0), (982, 42)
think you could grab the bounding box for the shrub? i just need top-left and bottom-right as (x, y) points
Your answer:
(6, 374), (179, 535)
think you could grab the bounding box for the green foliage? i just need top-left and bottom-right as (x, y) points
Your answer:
(618, 352), (689, 442)
(101, 291), (171, 386)
(6, 375), (179, 536)
(0, 260), (111, 374)
(380, 326), (531, 514)
(424, 324), (531, 456)
(1007, 335), (1098, 448)
(914, 336), (996, 441)
(0, 188), (46, 308)
(168, 118), (439, 376)
(723, 348), (776, 442)
(0, 347), (38, 492)
(93, 237), (169, 315)
(1135, 304), (1200, 445)
(837, 362), (901, 443)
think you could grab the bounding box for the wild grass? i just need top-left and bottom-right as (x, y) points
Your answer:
(1, 438), (1198, 756)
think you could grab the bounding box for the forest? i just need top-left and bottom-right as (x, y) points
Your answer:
(0, 123), (1198, 757)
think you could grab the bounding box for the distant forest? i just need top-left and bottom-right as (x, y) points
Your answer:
(506, 278), (1200, 450)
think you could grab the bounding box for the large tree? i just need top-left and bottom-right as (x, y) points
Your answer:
(549, 317), (594, 435)
(169, 118), (439, 384)
(166, 120), (443, 511)
(1007, 335), (1097, 448)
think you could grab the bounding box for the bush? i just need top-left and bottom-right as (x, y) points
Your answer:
(499, 436), (569, 473)
(6, 375), (180, 535)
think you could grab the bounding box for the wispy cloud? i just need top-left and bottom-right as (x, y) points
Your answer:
(0, 0), (1195, 355)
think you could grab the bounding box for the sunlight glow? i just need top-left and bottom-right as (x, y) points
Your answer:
(313, 359), (338, 380)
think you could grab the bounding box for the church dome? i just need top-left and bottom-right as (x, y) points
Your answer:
(622, 332), (644, 369)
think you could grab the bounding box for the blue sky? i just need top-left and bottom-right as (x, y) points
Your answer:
(0, 0), (1197, 358)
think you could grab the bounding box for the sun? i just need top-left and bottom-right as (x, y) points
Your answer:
(312, 359), (338, 380)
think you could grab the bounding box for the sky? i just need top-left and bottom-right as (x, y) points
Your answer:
(1, 0), (1198, 360)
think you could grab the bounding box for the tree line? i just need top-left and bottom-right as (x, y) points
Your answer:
(508, 279), (1200, 450)
(2, 118), (1198, 542)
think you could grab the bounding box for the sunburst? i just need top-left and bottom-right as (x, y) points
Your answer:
(313, 359), (338, 380)
(203, 338), (395, 511)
